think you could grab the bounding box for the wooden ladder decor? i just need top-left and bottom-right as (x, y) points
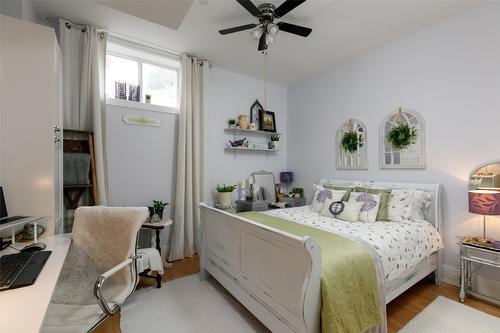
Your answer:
(63, 129), (99, 210)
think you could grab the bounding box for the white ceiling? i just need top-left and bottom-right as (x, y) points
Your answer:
(33, 0), (482, 87)
(96, 0), (193, 30)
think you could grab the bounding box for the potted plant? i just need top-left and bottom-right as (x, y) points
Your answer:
(228, 119), (236, 128)
(149, 200), (168, 220)
(341, 131), (363, 153)
(216, 184), (236, 208)
(387, 123), (418, 150)
(269, 134), (280, 150)
(145, 94), (152, 104)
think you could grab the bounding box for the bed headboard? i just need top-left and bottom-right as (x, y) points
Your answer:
(318, 179), (443, 232)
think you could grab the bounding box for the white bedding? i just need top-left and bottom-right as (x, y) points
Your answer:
(264, 206), (443, 282)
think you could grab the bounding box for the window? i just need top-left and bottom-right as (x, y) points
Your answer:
(142, 63), (178, 108)
(105, 40), (180, 112)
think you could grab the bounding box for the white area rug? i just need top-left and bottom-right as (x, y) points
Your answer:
(399, 296), (500, 333)
(121, 275), (269, 333)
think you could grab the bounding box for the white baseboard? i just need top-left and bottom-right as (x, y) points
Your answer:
(442, 264), (500, 305)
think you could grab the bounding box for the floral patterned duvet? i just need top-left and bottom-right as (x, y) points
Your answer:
(264, 206), (442, 281)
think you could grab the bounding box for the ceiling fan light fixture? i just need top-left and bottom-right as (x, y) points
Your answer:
(265, 34), (274, 46)
(267, 23), (279, 36)
(251, 26), (263, 39)
(221, 0), (311, 51)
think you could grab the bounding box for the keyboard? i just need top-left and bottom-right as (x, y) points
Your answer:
(0, 216), (27, 225)
(0, 251), (51, 290)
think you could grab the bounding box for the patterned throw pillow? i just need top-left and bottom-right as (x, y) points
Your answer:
(311, 184), (346, 213)
(348, 192), (381, 222)
(320, 199), (363, 222)
(354, 187), (392, 221)
(388, 189), (414, 222)
(323, 184), (353, 201)
(409, 190), (432, 221)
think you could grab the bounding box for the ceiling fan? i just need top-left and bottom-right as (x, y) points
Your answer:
(219, 0), (312, 51)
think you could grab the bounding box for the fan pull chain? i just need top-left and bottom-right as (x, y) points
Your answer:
(263, 50), (268, 112)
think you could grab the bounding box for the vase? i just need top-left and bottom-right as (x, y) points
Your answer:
(155, 208), (164, 220)
(238, 115), (250, 129)
(218, 192), (232, 208)
(270, 141), (279, 150)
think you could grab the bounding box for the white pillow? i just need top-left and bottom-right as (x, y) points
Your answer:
(311, 184), (345, 213)
(388, 189), (414, 222)
(348, 192), (381, 223)
(409, 190), (432, 221)
(320, 199), (363, 222)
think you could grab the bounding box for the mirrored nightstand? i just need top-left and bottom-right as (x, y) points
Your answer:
(458, 238), (500, 302)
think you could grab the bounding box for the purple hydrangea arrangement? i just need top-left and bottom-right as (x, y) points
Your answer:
(317, 189), (333, 203)
(356, 193), (377, 212)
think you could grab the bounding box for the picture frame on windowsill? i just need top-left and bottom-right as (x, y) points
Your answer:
(259, 110), (276, 132)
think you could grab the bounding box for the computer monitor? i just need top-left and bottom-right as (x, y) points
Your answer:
(0, 187), (7, 219)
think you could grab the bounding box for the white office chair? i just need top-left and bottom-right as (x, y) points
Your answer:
(41, 206), (148, 333)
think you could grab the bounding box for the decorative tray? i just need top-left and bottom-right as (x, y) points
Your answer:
(459, 236), (500, 252)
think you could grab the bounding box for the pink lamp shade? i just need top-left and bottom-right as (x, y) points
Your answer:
(468, 190), (500, 215)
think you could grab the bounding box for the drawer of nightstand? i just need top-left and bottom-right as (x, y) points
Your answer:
(466, 247), (500, 264)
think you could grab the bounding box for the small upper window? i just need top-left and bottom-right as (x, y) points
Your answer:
(106, 54), (139, 101)
(142, 62), (178, 108)
(105, 40), (180, 112)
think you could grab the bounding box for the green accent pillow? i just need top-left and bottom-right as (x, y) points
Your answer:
(323, 185), (353, 202)
(354, 187), (392, 221)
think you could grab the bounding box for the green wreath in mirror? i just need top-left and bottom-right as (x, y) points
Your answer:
(387, 123), (418, 150)
(341, 131), (363, 153)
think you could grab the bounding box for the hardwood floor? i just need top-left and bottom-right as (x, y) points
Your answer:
(94, 255), (499, 333)
(386, 279), (500, 333)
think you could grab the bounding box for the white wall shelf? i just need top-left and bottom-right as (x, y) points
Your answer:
(224, 127), (281, 158)
(225, 147), (279, 153)
(224, 127), (281, 136)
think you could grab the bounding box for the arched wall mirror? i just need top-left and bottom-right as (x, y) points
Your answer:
(469, 161), (500, 190)
(336, 119), (368, 170)
(380, 108), (425, 169)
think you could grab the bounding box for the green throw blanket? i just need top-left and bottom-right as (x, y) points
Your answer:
(239, 212), (381, 333)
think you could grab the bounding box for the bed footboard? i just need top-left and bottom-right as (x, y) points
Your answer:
(200, 203), (321, 333)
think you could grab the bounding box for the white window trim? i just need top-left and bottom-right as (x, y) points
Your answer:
(106, 97), (179, 115)
(106, 49), (180, 114)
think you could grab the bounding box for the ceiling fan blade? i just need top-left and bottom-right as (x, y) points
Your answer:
(274, 0), (306, 18)
(277, 22), (311, 37)
(219, 23), (257, 35)
(236, 0), (261, 17)
(258, 32), (267, 51)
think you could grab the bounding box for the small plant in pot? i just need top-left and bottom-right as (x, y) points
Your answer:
(341, 131), (363, 153)
(228, 119), (236, 128)
(216, 184), (236, 208)
(269, 134), (280, 150)
(149, 200), (169, 221)
(145, 94), (152, 104)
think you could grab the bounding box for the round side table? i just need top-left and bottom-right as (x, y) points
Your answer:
(142, 219), (173, 268)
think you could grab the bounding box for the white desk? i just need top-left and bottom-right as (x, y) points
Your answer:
(0, 234), (71, 333)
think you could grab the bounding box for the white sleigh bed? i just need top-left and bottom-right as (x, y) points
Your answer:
(199, 180), (443, 333)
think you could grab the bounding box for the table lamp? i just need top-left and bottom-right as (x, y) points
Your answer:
(280, 172), (294, 193)
(468, 190), (500, 242)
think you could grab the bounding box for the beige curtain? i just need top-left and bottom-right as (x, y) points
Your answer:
(57, 20), (108, 208)
(169, 55), (209, 261)
(89, 28), (109, 206)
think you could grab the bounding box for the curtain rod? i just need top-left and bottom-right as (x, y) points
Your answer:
(46, 16), (212, 65)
